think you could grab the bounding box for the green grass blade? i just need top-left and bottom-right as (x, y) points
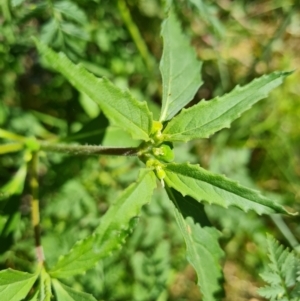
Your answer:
(163, 71), (291, 141)
(164, 163), (292, 215)
(49, 169), (156, 278)
(159, 11), (202, 121)
(166, 188), (224, 301)
(33, 38), (153, 142)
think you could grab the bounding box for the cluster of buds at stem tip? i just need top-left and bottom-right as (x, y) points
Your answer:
(150, 121), (164, 144)
(137, 121), (175, 187)
(146, 159), (166, 187)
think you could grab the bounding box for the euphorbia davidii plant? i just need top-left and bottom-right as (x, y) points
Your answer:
(0, 10), (294, 301)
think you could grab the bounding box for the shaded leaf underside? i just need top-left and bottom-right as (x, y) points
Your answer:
(164, 163), (290, 215)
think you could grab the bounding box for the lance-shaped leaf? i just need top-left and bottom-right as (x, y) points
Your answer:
(159, 11), (202, 122)
(164, 163), (291, 215)
(0, 269), (39, 301)
(52, 279), (97, 301)
(166, 188), (224, 301)
(49, 169), (156, 278)
(163, 71), (291, 141)
(33, 38), (153, 141)
(0, 163), (27, 202)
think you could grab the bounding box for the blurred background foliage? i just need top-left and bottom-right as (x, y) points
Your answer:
(0, 0), (300, 300)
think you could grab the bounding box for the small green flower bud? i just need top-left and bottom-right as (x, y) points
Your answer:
(152, 143), (174, 162)
(25, 137), (40, 152)
(151, 121), (163, 134)
(146, 158), (158, 168)
(155, 165), (166, 180)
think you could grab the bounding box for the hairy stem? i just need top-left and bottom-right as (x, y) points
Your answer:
(39, 141), (139, 156)
(29, 152), (44, 265)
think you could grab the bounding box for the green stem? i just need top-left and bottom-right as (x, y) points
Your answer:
(39, 141), (139, 156)
(29, 152), (44, 265)
(117, 0), (153, 71)
(270, 215), (300, 254)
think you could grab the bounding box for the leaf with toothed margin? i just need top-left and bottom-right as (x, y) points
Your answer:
(164, 163), (292, 215)
(49, 169), (156, 278)
(159, 11), (202, 122)
(163, 71), (291, 142)
(166, 188), (224, 301)
(33, 38), (153, 142)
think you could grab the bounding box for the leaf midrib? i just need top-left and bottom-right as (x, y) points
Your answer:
(165, 165), (274, 210)
(166, 87), (263, 137)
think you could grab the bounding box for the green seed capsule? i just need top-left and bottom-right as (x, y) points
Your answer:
(155, 166), (166, 180)
(152, 143), (174, 162)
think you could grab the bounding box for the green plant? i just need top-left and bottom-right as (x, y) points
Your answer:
(0, 8), (296, 301)
(258, 235), (300, 301)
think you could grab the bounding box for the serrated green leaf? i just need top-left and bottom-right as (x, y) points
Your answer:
(53, 1), (87, 25)
(189, 0), (225, 38)
(52, 279), (97, 301)
(0, 163), (27, 202)
(163, 71), (291, 141)
(33, 39), (153, 141)
(164, 163), (291, 215)
(0, 269), (38, 301)
(60, 22), (89, 41)
(258, 285), (287, 300)
(166, 188), (224, 301)
(40, 19), (59, 45)
(49, 169), (156, 278)
(78, 92), (100, 118)
(159, 11), (202, 121)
